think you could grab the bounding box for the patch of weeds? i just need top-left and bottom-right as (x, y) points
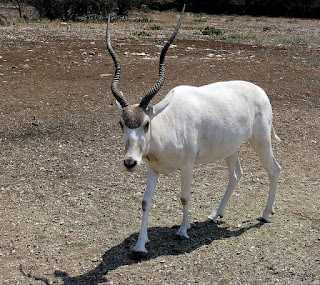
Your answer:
(288, 19), (299, 24)
(263, 26), (272, 32)
(194, 17), (207, 23)
(134, 17), (153, 23)
(226, 33), (259, 44)
(133, 30), (151, 37)
(150, 24), (162, 30)
(255, 17), (267, 22)
(202, 26), (224, 37)
(259, 47), (274, 58)
(306, 57), (320, 68)
(277, 55), (294, 68)
(111, 15), (128, 23)
(226, 16), (236, 22)
(85, 14), (107, 23)
(278, 37), (311, 47)
(0, 18), (9, 26)
(302, 76), (313, 87)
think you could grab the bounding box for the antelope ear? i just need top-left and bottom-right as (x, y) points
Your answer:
(115, 100), (123, 113)
(146, 97), (171, 120)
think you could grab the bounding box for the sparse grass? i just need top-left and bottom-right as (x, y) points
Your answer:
(202, 26), (224, 36)
(85, 14), (107, 23)
(259, 46), (275, 58)
(194, 17), (207, 23)
(255, 17), (267, 22)
(277, 55), (294, 67)
(0, 18), (7, 26)
(133, 30), (151, 37)
(302, 76), (314, 87)
(110, 15), (129, 23)
(288, 19), (299, 24)
(150, 24), (162, 30)
(278, 36), (311, 46)
(262, 26), (272, 32)
(227, 33), (258, 41)
(306, 56), (320, 67)
(226, 16), (236, 22)
(134, 17), (153, 23)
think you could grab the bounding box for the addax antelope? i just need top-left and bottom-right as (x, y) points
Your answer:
(106, 6), (281, 258)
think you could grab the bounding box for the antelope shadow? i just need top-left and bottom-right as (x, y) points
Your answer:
(50, 219), (265, 284)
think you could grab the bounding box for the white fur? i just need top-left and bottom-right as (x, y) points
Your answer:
(119, 80), (281, 255)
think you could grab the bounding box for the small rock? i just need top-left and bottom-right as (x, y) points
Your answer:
(100, 74), (112, 78)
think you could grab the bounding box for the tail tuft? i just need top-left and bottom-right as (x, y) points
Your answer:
(272, 127), (281, 142)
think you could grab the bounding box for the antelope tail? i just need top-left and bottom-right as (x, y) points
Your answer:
(272, 126), (281, 142)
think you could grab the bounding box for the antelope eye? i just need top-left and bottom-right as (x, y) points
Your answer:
(144, 122), (150, 133)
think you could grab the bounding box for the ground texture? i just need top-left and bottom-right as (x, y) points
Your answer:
(0, 9), (319, 285)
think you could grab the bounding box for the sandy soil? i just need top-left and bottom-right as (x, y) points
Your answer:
(0, 9), (319, 284)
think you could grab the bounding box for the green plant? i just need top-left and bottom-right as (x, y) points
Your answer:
(194, 17), (207, 23)
(302, 76), (313, 87)
(150, 24), (162, 30)
(263, 26), (272, 32)
(202, 26), (223, 37)
(134, 17), (153, 23)
(278, 37), (311, 47)
(110, 15), (129, 23)
(133, 30), (151, 37)
(306, 57), (320, 67)
(85, 14), (107, 23)
(277, 55), (294, 68)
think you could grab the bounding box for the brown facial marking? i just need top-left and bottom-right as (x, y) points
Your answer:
(180, 198), (188, 205)
(142, 200), (147, 212)
(122, 105), (146, 129)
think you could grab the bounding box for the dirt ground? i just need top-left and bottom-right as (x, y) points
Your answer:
(0, 9), (319, 285)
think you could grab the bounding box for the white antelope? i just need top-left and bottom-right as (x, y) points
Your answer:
(106, 6), (281, 258)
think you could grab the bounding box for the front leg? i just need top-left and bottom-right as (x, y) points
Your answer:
(176, 164), (193, 240)
(132, 168), (159, 258)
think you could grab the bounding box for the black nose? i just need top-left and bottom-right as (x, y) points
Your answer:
(124, 158), (137, 169)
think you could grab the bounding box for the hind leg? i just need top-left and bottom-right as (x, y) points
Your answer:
(249, 138), (281, 222)
(209, 151), (243, 223)
(176, 163), (193, 239)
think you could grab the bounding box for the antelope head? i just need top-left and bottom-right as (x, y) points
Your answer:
(106, 6), (185, 172)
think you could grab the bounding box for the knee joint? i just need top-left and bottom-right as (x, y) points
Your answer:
(180, 197), (189, 205)
(142, 200), (148, 212)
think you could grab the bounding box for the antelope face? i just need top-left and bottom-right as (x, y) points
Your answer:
(120, 105), (150, 172)
(106, 7), (184, 172)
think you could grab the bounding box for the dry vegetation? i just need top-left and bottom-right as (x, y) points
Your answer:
(0, 8), (319, 285)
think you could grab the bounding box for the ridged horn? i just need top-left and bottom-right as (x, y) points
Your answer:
(106, 15), (129, 108)
(139, 4), (186, 110)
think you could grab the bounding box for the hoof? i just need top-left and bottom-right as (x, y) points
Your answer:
(174, 234), (189, 241)
(208, 216), (218, 224)
(257, 217), (270, 223)
(130, 251), (148, 260)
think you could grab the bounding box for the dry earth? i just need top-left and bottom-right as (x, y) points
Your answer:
(0, 9), (319, 285)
